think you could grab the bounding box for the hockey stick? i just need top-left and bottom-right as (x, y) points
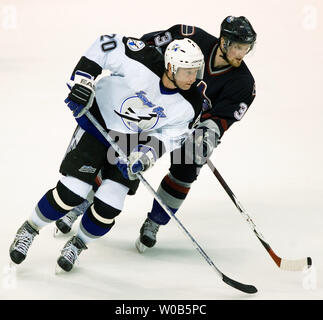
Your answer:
(206, 159), (312, 271)
(85, 111), (257, 294)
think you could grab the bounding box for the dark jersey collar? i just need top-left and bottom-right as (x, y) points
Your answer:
(159, 79), (179, 95)
(207, 43), (233, 76)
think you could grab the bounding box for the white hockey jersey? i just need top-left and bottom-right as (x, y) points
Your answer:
(75, 34), (203, 154)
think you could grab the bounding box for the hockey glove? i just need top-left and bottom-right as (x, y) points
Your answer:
(187, 119), (220, 166)
(65, 71), (95, 118)
(116, 145), (157, 180)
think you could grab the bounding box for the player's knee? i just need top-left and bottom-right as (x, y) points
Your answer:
(169, 164), (199, 183)
(56, 181), (85, 207)
(92, 196), (121, 222)
(37, 181), (86, 220)
(85, 179), (127, 226)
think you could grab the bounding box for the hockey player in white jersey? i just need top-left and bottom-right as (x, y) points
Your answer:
(9, 34), (205, 272)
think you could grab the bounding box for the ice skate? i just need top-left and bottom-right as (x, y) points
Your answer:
(56, 236), (87, 272)
(54, 211), (79, 236)
(9, 221), (39, 264)
(135, 217), (160, 253)
(54, 200), (90, 236)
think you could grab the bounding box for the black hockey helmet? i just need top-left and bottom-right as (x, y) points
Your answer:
(220, 16), (257, 50)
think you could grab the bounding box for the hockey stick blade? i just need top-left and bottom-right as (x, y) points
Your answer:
(222, 274), (257, 294)
(257, 236), (312, 271)
(207, 159), (312, 272)
(279, 257), (312, 271)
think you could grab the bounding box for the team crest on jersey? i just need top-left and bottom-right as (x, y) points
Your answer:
(114, 91), (166, 132)
(126, 39), (145, 51)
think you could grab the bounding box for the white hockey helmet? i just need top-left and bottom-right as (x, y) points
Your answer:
(164, 38), (205, 79)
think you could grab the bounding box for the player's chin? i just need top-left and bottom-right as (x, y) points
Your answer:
(230, 59), (242, 68)
(179, 83), (193, 90)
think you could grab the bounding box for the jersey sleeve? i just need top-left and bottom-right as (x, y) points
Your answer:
(69, 34), (126, 82)
(140, 24), (203, 51)
(84, 34), (127, 74)
(201, 77), (256, 137)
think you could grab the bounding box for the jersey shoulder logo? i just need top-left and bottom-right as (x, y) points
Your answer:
(114, 91), (166, 132)
(126, 38), (145, 51)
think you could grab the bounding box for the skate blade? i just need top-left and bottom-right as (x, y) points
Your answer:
(135, 237), (148, 253)
(55, 263), (66, 275)
(55, 259), (79, 274)
(53, 226), (61, 238)
(53, 227), (71, 238)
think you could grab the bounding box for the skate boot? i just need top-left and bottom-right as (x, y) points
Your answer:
(56, 236), (87, 272)
(135, 217), (160, 253)
(55, 200), (90, 234)
(9, 221), (39, 264)
(55, 211), (78, 234)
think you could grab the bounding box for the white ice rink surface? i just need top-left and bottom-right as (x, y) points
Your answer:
(0, 0), (323, 300)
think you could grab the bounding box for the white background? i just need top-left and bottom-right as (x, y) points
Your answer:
(0, 0), (322, 300)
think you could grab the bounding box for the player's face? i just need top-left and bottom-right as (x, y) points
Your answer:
(174, 67), (199, 90)
(226, 43), (251, 67)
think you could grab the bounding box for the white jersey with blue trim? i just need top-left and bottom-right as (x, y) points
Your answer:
(81, 34), (201, 153)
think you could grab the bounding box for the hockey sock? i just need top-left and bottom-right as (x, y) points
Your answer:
(148, 199), (177, 225)
(77, 200), (118, 244)
(77, 179), (129, 244)
(148, 173), (192, 225)
(29, 180), (87, 229)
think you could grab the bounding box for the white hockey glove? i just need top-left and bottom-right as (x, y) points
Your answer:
(187, 119), (220, 166)
(116, 145), (157, 180)
(65, 71), (95, 118)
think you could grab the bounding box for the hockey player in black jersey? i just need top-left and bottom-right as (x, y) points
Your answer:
(9, 36), (206, 272)
(135, 16), (257, 252)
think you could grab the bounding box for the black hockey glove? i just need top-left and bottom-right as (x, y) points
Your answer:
(65, 71), (95, 118)
(187, 119), (220, 166)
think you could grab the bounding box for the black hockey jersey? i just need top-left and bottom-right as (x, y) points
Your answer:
(141, 24), (256, 137)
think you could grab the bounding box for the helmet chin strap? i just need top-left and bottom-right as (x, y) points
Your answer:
(165, 70), (180, 89)
(218, 43), (230, 64)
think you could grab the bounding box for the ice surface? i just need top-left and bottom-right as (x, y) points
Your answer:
(0, 0), (322, 300)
